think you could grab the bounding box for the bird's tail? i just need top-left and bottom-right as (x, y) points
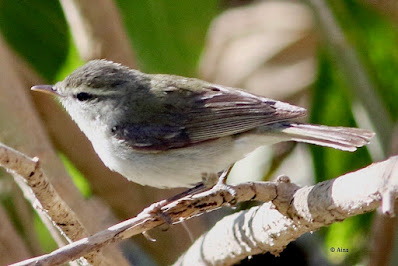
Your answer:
(277, 123), (375, 151)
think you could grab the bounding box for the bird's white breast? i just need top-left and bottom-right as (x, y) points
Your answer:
(91, 131), (283, 188)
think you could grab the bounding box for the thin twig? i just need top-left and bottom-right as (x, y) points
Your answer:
(11, 181), (277, 265)
(0, 143), (110, 265)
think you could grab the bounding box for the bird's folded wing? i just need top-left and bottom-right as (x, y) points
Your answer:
(113, 84), (306, 151)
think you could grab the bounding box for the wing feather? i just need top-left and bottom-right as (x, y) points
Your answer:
(184, 86), (305, 142)
(112, 80), (306, 151)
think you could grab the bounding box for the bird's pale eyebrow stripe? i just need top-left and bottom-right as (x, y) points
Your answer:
(73, 86), (126, 96)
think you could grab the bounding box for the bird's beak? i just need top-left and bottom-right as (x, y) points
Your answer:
(31, 85), (62, 96)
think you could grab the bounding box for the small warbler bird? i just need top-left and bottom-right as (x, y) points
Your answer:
(32, 60), (374, 188)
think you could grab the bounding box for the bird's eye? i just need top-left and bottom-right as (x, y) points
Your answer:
(76, 92), (93, 101)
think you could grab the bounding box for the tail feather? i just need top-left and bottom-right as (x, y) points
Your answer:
(280, 123), (375, 151)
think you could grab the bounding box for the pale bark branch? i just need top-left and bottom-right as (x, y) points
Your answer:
(12, 175), (68, 249)
(176, 156), (398, 265)
(10, 156), (398, 266)
(10, 181), (277, 265)
(0, 143), (112, 265)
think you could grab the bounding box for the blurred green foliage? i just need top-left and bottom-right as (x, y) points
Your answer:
(310, 0), (398, 264)
(55, 33), (85, 81)
(324, 216), (369, 264)
(332, 0), (398, 119)
(310, 53), (373, 181)
(34, 213), (57, 252)
(0, 0), (69, 81)
(116, 0), (220, 76)
(0, 0), (397, 264)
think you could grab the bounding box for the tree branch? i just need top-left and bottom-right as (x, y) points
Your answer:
(10, 155), (398, 265)
(177, 156), (398, 265)
(0, 143), (113, 265)
(10, 181), (277, 265)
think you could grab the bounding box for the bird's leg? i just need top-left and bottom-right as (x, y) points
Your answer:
(142, 183), (208, 224)
(167, 182), (208, 202)
(141, 183), (208, 240)
(216, 164), (234, 186)
(212, 165), (238, 206)
(143, 165), (234, 221)
(201, 164), (234, 188)
(142, 166), (236, 240)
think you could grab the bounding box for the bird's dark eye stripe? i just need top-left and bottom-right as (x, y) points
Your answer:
(76, 92), (94, 101)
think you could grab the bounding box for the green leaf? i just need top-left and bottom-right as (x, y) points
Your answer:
(0, 0), (69, 81)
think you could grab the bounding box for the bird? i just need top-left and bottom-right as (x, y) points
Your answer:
(31, 59), (374, 189)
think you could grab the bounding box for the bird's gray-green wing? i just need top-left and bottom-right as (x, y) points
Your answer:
(112, 80), (306, 151)
(184, 85), (306, 143)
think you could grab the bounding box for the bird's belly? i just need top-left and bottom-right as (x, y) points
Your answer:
(82, 122), (284, 188)
(96, 136), (261, 188)
(112, 138), (238, 188)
